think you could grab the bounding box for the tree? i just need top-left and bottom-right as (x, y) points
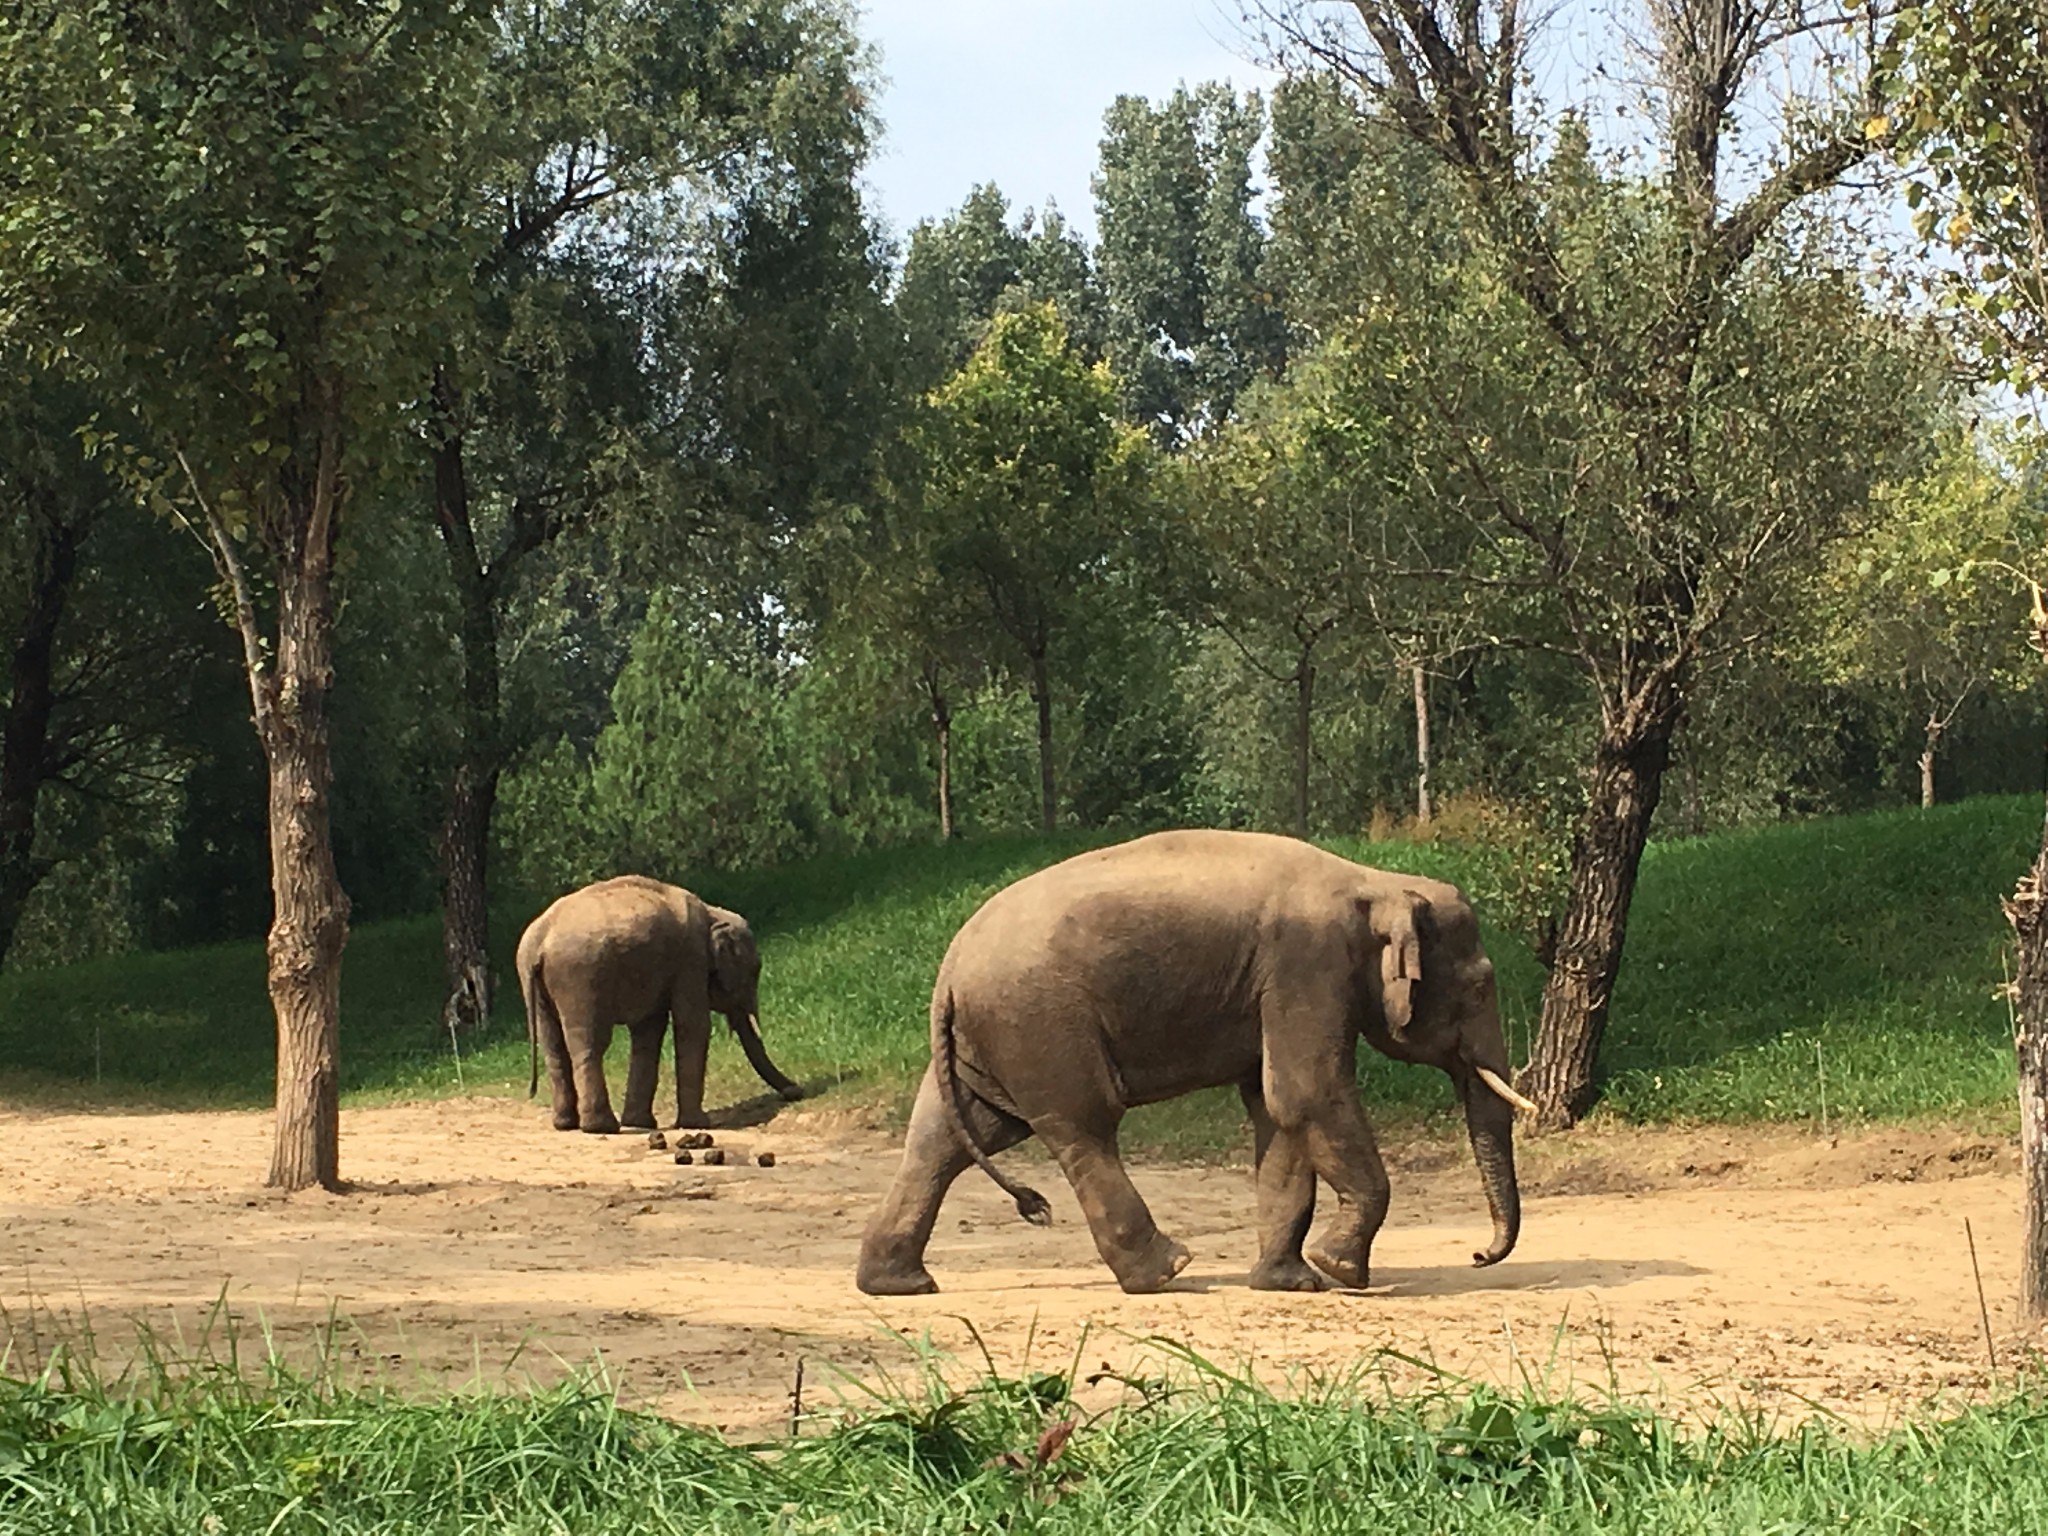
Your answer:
(1806, 430), (2038, 807)
(1890, 0), (2048, 1316)
(3, 0), (493, 1190)
(1257, 0), (1932, 1126)
(424, 0), (882, 1036)
(908, 305), (1150, 832)
(0, 372), (215, 967)
(813, 489), (994, 839)
(1095, 84), (1286, 443)
(1175, 341), (1394, 836)
(894, 185), (1106, 393)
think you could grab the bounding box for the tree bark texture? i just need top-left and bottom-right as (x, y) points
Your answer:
(1030, 647), (1056, 833)
(246, 452), (351, 1194)
(433, 421), (501, 1036)
(0, 506), (82, 969)
(2007, 808), (2048, 1317)
(199, 421), (351, 1193)
(1411, 659), (1433, 828)
(1518, 695), (1679, 1129)
(1293, 655), (1315, 840)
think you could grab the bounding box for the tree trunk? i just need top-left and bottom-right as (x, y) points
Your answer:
(1030, 646), (1055, 834)
(1920, 712), (1944, 810)
(2009, 803), (2048, 1316)
(0, 506), (82, 969)
(247, 454), (351, 1193)
(925, 667), (954, 840)
(432, 398), (501, 1036)
(1518, 693), (1679, 1129)
(1293, 654), (1315, 840)
(1411, 658), (1433, 828)
(439, 758), (497, 1034)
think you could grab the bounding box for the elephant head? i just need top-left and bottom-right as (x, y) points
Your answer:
(706, 905), (805, 1102)
(1366, 888), (1530, 1268)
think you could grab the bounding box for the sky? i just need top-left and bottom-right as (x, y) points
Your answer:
(854, 0), (1278, 243)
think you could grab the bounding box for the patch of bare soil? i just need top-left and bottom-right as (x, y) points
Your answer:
(0, 1097), (2033, 1437)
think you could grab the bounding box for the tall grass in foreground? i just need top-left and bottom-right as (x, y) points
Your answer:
(4, 1342), (2048, 1535)
(0, 800), (2036, 1144)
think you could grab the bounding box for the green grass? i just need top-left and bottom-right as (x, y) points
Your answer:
(0, 800), (2036, 1147)
(6, 1342), (2048, 1535)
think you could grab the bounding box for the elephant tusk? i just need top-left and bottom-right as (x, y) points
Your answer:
(1477, 1067), (1539, 1115)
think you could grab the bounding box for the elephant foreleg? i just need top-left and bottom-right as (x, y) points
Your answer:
(670, 998), (713, 1129)
(857, 1065), (1027, 1295)
(571, 1020), (620, 1135)
(1035, 1113), (1189, 1295)
(1239, 1083), (1324, 1292)
(1297, 1099), (1392, 1289)
(620, 1019), (663, 1131)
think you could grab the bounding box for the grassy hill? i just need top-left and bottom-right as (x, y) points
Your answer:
(0, 798), (2036, 1147)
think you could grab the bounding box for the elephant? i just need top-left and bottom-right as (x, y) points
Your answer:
(855, 829), (1533, 1296)
(516, 875), (804, 1134)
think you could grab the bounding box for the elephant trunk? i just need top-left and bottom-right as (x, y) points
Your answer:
(731, 1011), (804, 1101)
(1462, 1071), (1520, 1267)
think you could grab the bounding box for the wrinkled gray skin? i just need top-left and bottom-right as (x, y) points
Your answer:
(856, 830), (1522, 1296)
(516, 875), (802, 1134)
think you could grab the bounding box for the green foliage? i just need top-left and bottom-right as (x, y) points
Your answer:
(8, 1347), (2048, 1534)
(1797, 426), (2042, 777)
(1412, 793), (1572, 967)
(1888, 0), (2048, 388)
(496, 593), (927, 894)
(1095, 83), (1285, 441)
(10, 0), (495, 490)
(894, 185), (1106, 395)
(0, 370), (224, 965)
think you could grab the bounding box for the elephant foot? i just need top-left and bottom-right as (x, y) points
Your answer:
(1248, 1255), (1329, 1293)
(855, 1255), (939, 1296)
(551, 1110), (579, 1132)
(580, 1112), (621, 1136)
(620, 1114), (657, 1133)
(1306, 1245), (1369, 1290)
(672, 1112), (711, 1130)
(1113, 1234), (1193, 1295)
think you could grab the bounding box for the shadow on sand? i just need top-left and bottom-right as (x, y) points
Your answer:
(1163, 1255), (1702, 1297)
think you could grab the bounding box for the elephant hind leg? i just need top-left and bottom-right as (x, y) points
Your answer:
(620, 1015), (664, 1131)
(1034, 1111), (1188, 1295)
(534, 986), (579, 1132)
(568, 1016), (620, 1135)
(857, 1065), (1027, 1296)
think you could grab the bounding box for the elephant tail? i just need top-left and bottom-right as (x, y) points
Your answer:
(934, 989), (1052, 1227)
(525, 961), (541, 1100)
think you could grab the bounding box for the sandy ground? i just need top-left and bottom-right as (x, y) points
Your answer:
(0, 1094), (2037, 1436)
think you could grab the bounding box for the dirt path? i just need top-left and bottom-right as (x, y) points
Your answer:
(0, 1097), (2033, 1435)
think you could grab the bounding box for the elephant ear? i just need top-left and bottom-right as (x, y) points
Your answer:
(1372, 891), (1431, 1040)
(707, 910), (750, 989)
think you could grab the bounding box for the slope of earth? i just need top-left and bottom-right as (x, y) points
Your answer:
(0, 1097), (2030, 1435)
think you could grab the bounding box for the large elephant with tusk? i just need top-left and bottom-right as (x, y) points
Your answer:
(856, 829), (1531, 1296)
(516, 875), (803, 1134)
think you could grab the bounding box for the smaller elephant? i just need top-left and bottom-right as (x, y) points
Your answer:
(516, 875), (803, 1134)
